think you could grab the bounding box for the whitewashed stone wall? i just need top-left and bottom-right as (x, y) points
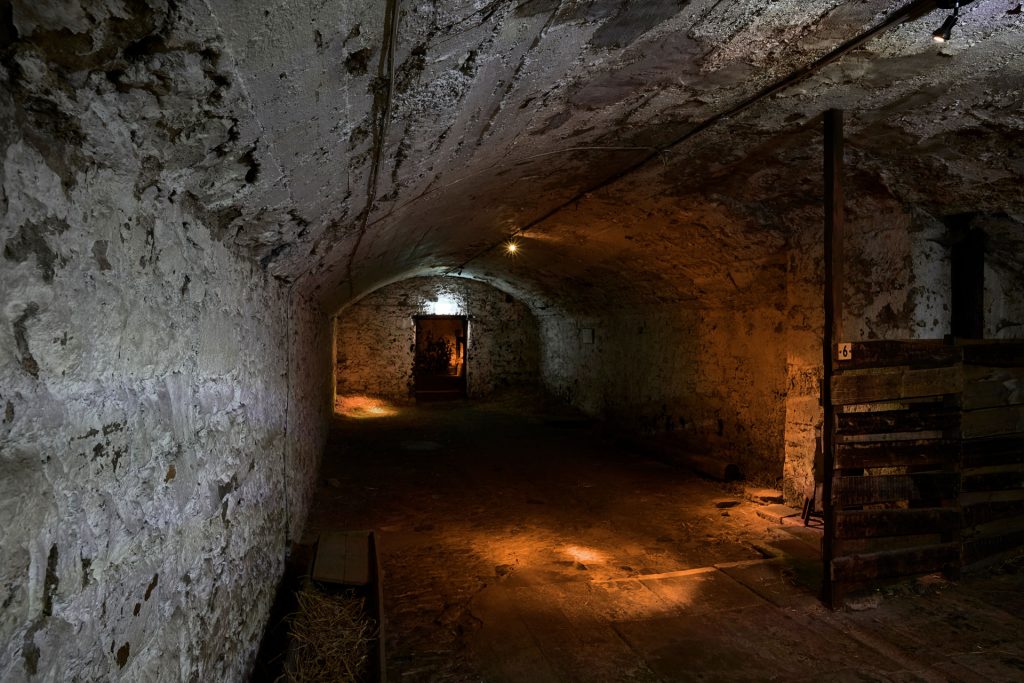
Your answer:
(0, 4), (330, 678)
(0, 140), (328, 682)
(334, 276), (540, 399)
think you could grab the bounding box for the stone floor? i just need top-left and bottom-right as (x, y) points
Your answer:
(302, 391), (1024, 682)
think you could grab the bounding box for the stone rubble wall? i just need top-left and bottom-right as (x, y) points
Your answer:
(0, 3), (330, 679)
(334, 276), (541, 400)
(0, 140), (328, 681)
(538, 304), (788, 484)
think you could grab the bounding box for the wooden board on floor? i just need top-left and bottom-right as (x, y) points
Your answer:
(312, 530), (371, 586)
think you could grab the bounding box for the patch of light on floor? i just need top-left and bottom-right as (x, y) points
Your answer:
(335, 394), (400, 419)
(562, 544), (605, 565)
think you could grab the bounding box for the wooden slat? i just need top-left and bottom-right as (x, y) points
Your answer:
(963, 514), (1024, 541)
(960, 489), (1024, 506)
(837, 430), (947, 445)
(835, 439), (958, 469)
(963, 366), (1024, 410)
(962, 499), (1024, 527)
(831, 366), (962, 405)
(832, 340), (960, 371)
(962, 434), (1024, 468)
(962, 405), (1024, 439)
(963, 529), (1024, 565)
(832, 473), (958, 507)
(836, 534), (944, 557)
(835, 508), (960, 540)
(831, 543), (959, 582)
(961, 466), (1024, 493)
(961, 342), (1024, 367)
(835, 407), (959, 436)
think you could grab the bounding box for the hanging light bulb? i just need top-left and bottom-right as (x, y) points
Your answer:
(504, 239), (519, 255)
(932, 13), (958, 41)
(932, 1), (963, 42)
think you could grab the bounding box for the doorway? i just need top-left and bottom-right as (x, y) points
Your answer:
(413, 315), (467, 400)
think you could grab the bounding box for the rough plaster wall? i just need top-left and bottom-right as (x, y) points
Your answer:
(285, 295), (331, 543)
(977, 214), (1024, 340)
(0, 143), (312, 681)
(335, 276), (540, 400)
(539, 304), (788, 483)
(0, 4), (330, 677)
(782, 208), (828, 504)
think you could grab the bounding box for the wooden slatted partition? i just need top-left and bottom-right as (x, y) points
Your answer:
(825, 340), (1024, 607)
(959, 343), (1024, 569)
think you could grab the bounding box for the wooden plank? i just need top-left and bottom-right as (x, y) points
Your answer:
(960, 488), (1024, 506)
(962, 405), (1024, 439)
(832, 473), (958, 507)
(831, 543), (959, 583)
(962, 434), (1024, 468)
(835, 439), (959, 469)
(963, 529), (1024, 565)
(962, 499), (1024, 527)
(835, 407), (959, 436)
(963, 514), (1024, 542)
(961, 342), (1024, 368)
(831, 366), (962, 405)
(312, 531), (370, 586)
(835, 534), (944, 557)
(961, 466), (1024, 493)
(832, 340), (960, 371)
(835, 508), (960, 540)
(963, 366), (1024, 410)
(836, 430), (946, 445)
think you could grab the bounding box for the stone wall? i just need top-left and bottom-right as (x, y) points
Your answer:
(0, 4), (330, 676)
(977, 214), (1024, 339)
(538, 303), (788, 483)
(286, 297), (332, 543)
(334, 276), (541, 400)
(0, 139), (329, 682)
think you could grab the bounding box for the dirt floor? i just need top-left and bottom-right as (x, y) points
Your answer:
(300, 391), (1024, 682)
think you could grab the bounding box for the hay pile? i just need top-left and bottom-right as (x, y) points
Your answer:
(283, 587), (377, 682)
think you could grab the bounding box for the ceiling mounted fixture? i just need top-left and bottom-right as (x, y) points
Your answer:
(504, 239), (520, 255)
(933, 0), (976, 42)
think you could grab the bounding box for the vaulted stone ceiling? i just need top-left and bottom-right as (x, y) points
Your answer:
(5, 0), (1023, 313)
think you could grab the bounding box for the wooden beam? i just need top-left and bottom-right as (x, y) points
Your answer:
(822, 108), (844, 608)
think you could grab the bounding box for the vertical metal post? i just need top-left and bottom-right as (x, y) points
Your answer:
(822, 109), (844, 608)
